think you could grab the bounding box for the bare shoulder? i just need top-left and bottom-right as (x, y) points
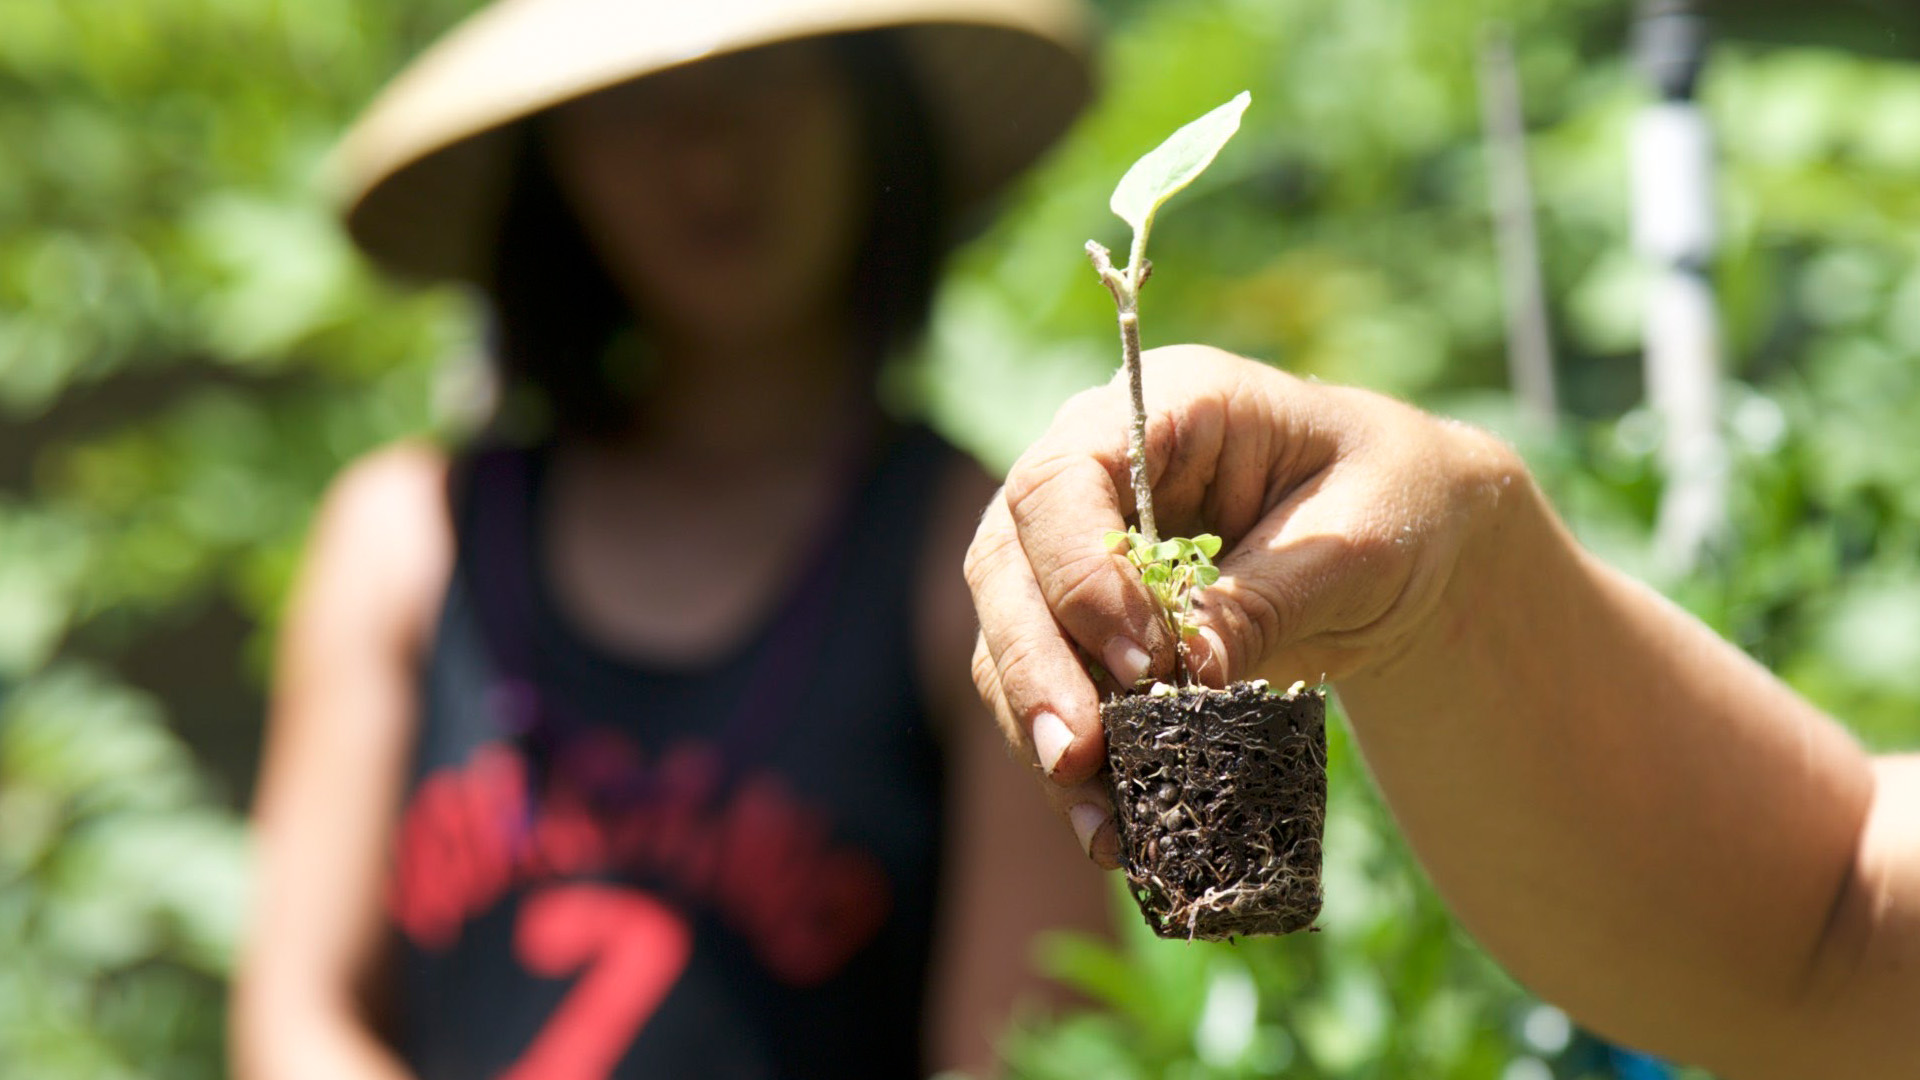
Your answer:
(295, 440), (454, 655)
(323, 440), (448, 511)
(913, 449), (1000, 724)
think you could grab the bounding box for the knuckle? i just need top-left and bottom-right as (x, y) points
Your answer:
(1047, 546), (1125, 618)
(1002, 447), (1080, 519)
(1216, 584), (1282, 668)
(1036, 386), (1124, 452)
(1142, 343), (1221, 371)
(990, 629), (1085, 725)
(969, 637), (997, 695)
(1056, 383), (1114, 419)
(1144, 402), (1183, 481)
(969, 643), (1027, 750)
(991, 628), (1056, 698)
(961, 512), (1021, 595)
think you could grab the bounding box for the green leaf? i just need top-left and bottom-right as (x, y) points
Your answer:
(1195, 564), (1221, 587)
(1103, 530), (1129, 552)
(1110, 92), (1252, 255)
(1141, 564), (1173, 589)
(1194, 534), (1223, 559)
(1146, 540), (1185, 564)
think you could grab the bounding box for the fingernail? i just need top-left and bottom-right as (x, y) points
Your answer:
(1103, 636), (1152, 688)
(1068, 803), (1109, 858)
(1031, 712), (1074, 776)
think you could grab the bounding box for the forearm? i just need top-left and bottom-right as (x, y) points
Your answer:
(1337, 468), (1874, 1073)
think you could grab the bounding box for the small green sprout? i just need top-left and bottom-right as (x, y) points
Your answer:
(1104, 528), (1223, 642)
(1089, 93), (1250, 682)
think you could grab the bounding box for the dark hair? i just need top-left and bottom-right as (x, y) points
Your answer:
(483, 31), (947, 441)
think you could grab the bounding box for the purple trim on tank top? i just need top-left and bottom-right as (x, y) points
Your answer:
(462, 433), (870, 809)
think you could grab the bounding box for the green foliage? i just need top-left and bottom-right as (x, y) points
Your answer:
(1111, 91), (1253, 276)
(0, 666), (246, 1079)
(1105, 528), (1223, 647)
(5, 0), (1920, 1077)
(0, 0), (486, 1074)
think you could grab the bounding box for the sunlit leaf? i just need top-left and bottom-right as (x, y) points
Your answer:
(1110, 91), (1251, 255)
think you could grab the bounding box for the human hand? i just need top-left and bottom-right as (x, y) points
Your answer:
(964, 345), (1522, 865)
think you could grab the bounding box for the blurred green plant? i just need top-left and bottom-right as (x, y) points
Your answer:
(0, 666), (245, 1078)
(0, 0), (484, 1075)
(5, 0), (1920, 1077)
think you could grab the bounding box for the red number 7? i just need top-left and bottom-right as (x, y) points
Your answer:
(500, 883), (692, 1080)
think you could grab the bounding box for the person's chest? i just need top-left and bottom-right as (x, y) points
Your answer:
(540, 449), (845, 668)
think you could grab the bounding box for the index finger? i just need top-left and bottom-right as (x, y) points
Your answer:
(964, 490), (1110, 784)
(1001, 388), (1180, 693)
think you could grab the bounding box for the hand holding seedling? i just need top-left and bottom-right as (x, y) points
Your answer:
(967, 346), (1510, 857)
(981, 95), (1331, 938)
(974, 92), (1877, 951)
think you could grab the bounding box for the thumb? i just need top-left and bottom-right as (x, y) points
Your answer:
(1182, 498), (1405, 689)
(1180, 564), (1322, 691)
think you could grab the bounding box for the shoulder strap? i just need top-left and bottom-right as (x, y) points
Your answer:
(449, 444), (560, 747)
(447, 426), (954, 786)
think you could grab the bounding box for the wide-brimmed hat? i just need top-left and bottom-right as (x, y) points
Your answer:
(330, 0), (1095, 284)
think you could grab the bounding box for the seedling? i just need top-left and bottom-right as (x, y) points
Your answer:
(1103, 529), (1220, 649)
(1086, 93), (1327, 941)
(1087, 92), (1250, 563)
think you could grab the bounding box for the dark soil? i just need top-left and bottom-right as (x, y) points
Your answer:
(1101, 680), (1326, 941)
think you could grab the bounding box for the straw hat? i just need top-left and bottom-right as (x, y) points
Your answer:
(331, 0), (1095, 283)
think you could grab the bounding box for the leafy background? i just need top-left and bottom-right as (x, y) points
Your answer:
(5, 0), (1919, 1076)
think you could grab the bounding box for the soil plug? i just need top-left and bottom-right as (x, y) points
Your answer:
(1086, 92), (1327, 940)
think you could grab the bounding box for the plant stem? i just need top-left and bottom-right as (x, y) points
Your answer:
(1086, 240), (1160, 544)
(1118, 308), (1157, 544)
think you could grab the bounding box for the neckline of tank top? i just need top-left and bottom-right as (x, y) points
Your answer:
(514, 420), (924, 685)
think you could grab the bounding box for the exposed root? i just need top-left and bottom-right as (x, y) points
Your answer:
(1102, 681), (1327, 940)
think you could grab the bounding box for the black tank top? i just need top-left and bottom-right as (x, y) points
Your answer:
(387, 427), (954, 1079)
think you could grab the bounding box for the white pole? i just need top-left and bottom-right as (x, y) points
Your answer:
(1632, 2), (1726, 574)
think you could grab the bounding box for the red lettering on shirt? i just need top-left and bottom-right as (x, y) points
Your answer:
(388, 733), (892, 989)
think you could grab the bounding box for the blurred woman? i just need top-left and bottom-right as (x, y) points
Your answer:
(230, 2), (1108, 1076)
